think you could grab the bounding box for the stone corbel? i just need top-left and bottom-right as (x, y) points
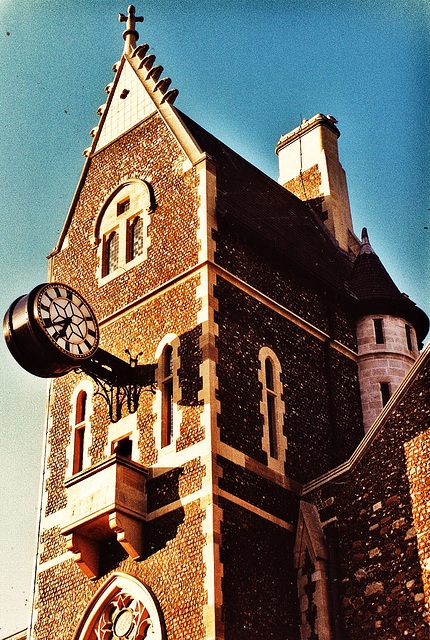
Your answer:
(65, 512), (144, 581)
(108, 512), (143, 560)
(65, 532), (99, 581)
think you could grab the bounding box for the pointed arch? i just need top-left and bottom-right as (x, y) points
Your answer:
(294, 502), (333, 640)
(73, 572), (166, 640)
(153, 334), (181, 454)
(93, 180), (155, 284)
(66, 380), (94, 478)
(258, 346), (287, 472)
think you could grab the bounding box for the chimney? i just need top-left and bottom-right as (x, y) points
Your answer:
(275, 114), (360, 255)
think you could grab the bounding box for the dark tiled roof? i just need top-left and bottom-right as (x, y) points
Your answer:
(350, 231), (429, 345)
(178, 110), (354, 292)
(178, 111), (428, 343)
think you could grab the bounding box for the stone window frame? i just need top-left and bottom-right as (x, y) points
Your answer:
(66, 380), (94, 478)
(103, 411), (139, 463)
(94, 179), (155, 286)
(73, 572), (166, 640)
(153, 334), (182, 455)
(405, 323), (413, 351)
(258, 347), (287, 473)
(373, 318), (384, 344)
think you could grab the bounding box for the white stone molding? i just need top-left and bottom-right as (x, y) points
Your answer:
(65, 380), (95, 479)
(153, 334), (182, 456)
(258, 347), (287, 473)
(294, 501), (333, 640)
(73, 572), (165, 640)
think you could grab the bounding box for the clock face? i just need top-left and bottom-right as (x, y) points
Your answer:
(36, 284), (99, 358)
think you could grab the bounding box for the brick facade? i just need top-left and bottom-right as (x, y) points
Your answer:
(303, 347), (430, 639)
(7, 30), (428, 640)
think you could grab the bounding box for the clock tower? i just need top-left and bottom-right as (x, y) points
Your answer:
(5, 6), (429, 640)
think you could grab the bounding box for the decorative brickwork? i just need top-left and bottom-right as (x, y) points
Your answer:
(284, 164), (328, 222)
(220, 498), (299, 639)
(51, 114), (200, 320)
(40, 527), (68, 563)
(217, 456), (299, 524)
(305, 352), (430, 638)
(35, 502), (206, 640)
(215, 276), (361, 482)
(147, 458), (206, 512)
(214, 219), (331, 333)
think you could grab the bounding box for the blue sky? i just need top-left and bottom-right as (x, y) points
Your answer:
(0, 0), (429, 635)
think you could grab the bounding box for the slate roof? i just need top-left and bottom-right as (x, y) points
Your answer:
(179, 112), (428, 344)
(349, 229), (428, 345)
(178, 110), (355, 293)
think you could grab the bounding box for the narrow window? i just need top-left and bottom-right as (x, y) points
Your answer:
(117, 198), (130, 215)
(373, 318), (384, 344)
(76, 390), (87, 425)
(405, 324), (413, 351)
(73, 391), (87, 474)
(106, 231), (119, 275)
(380, 382), (390, 407)
(265, 358), (278, 459)
(130, 217), (144, 261)
(113, 437), (132, 459)
(161, 345), (174, 448)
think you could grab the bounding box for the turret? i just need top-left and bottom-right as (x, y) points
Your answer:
(350, 229), (429, 432)
(276, 114), (360, 255)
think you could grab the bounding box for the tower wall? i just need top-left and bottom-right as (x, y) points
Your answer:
(29, 113), (213, 640)
(357, 314), (419, 432)
(276, 114), (360, 255)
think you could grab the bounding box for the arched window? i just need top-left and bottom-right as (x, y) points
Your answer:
(76, 389), (87, 424)
(73, 390), (87, 474)
(73, 573), (165, 640)
(129, 216), (144, 261)
(258, 347), (287, 471)
(154, 335), (181, 454)
(265, 358), (278, 459)
(66, 382), (94, 478)
(105, 231), (119, 276)
(95, 180), (155, 285)
(161, 345), (174, 448)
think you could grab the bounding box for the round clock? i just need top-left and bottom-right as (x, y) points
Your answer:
(3, 282), (99, 378)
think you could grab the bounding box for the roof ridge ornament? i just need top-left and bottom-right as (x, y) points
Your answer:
(360, 227), (375, 254)
(119, 5), (144, 54)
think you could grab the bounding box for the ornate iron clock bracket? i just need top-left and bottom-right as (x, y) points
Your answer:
(78, 349), (156, 423)
(3, 282), (156, 423)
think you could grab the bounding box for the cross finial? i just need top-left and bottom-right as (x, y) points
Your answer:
(119, 5), (144, 54)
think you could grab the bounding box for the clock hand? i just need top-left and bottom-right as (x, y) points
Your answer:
(58, 317), (73, 337)
(44, 317), (67, 329)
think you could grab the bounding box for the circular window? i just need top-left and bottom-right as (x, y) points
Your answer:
(73, 573), (165, 640)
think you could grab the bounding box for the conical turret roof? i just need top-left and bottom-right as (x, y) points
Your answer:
(350, 229), (428, 347)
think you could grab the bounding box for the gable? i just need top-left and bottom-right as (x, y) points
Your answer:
(94, 58), (157, 153)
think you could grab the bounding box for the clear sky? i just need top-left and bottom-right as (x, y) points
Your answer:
(0, 0), (428, 636)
